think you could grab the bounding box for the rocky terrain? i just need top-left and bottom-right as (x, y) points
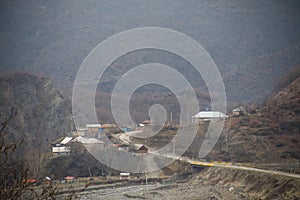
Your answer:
(75, 166), (300, 199)
(207, 75), (300, 164)
(0, 73), (72, 151)
(121, 167), (300, 200)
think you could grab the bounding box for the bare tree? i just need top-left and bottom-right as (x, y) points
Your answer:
(25, 149), (50, 180)
(0, 108), (84, 199)
(0, 107), (28, 199)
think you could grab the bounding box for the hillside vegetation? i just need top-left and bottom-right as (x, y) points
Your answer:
(0, 73), (72, 152)
(201, 76), (300, 166)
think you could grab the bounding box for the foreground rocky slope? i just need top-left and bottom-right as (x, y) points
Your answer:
(123, 167), (300, 200)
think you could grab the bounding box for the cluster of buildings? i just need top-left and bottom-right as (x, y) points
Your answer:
(51, 122), (149, 157)
(52, 107), (248, 157)
(51, 123), (106, 157)
(51, 135), (104, 157)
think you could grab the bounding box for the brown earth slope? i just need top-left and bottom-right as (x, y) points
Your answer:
(190, 76), (300, 168)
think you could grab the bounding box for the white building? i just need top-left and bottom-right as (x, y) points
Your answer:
(86, 124), (101, 132)
(52, 136), (104, 157)
(192, 111), (228, 123)
(71, 136), (104, 144)
(51, 136), (73, 156)
(232, 106), (245, 117)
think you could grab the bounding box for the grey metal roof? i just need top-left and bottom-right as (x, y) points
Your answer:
(71, 136), (104, 144)
(193, 111), (228, 118)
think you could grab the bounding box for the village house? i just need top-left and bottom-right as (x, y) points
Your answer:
(192, 111), (228, 124)
(52, 136), (104, 156)
(86, 124), (101, 132)
(133, 144), (148, 153)
(74, 128), (88, 136)
(71, 136), (104, 154)
(141, 120), (151, 126)
(119, 172), (131, 180)
(112, 143), (130, 151)
(101, 124), (117, 128)
(73, 136), (103, 144)
(232, 106), (246, 117)
(51, 136), (72, 157)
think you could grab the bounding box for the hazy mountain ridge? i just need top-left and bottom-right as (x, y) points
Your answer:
(224, 45), (300, 102)
(0, 0), (299, 105)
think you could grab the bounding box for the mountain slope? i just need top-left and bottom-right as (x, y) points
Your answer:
(225, 45), (300, 102)
(0, 73), (72, 151)
(0, 0), (299, 106)
(207, 76), (300, 164)
(136, 75), (300, 167)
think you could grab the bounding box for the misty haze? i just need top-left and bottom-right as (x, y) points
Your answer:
(0, 0), (300, 199)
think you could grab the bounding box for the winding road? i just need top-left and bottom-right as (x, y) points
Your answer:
(117, 130), (300, 179)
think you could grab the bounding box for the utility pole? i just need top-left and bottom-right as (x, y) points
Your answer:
(145, 172), (149, 199)
(70, 116), (75, 135)
(173, 139), (176, 156)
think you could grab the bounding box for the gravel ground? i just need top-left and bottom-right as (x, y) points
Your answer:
(77, 183), (159, 200)
(121, 182), (244, 200)
(76, 181), (243, 200)
(75, 167), (300, 200)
